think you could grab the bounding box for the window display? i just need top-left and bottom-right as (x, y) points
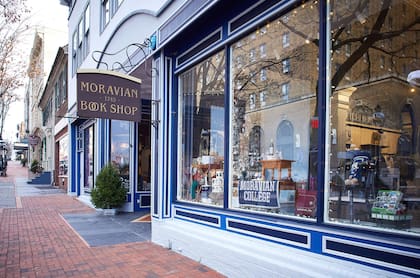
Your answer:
(230, 2), (319, 217)
(178, 50), (225, 206)
(58, 135), (68, 176)
(328, 0), (420, 234)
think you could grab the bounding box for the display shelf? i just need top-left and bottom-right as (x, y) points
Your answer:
(371, 213), (413, 221)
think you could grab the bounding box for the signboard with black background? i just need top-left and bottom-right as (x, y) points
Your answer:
(77, 69), (142, 122)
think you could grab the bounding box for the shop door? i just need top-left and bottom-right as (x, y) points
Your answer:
(134, 120), (151, 211)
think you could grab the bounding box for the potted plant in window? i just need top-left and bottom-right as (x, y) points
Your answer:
(91, 163), (127, 215)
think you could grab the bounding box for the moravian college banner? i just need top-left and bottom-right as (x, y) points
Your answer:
(77, 69), (142, 122)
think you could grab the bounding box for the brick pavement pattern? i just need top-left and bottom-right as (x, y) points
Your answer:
(0, 162), (225, 278)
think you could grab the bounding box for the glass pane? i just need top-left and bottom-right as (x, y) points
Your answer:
(137, 121), (151, 192)
(103, 0), (110, 26)
(58, 135), (68, 176)
(110, 120), (130, 192)
(328, 0), (420, 234)
(230, 1), (319, 217)
(179, 50), (225, 206)
(84, 5), (90, 33)
(84, 125), (94, 192)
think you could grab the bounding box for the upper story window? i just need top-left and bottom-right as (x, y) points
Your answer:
(102, 0), (110, 29)
(101, 0), (123, 31)
(84, 5), (90, 56)
(54, 82), (61, 110)
(71, 4), (90, 76)
(43, 98), (52, 126)
(282, 58), (290, 74)
(282, 32), (290, 48)
(259, 43), (266, 58)
(55, 69), (67, 111)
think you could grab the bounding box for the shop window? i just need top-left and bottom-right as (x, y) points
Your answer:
(328, 0), (420, 235)
(178, 50), (225, 206)
(231, 2), (319, 218)
(110, 120), (130, 192)
(58, 136), (68, 176)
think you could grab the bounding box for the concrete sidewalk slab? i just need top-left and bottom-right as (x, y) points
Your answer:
(0, 183), (15, 208)
(63, 211), (151, 247)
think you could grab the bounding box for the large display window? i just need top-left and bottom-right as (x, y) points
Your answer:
(178, 50), (225, 206)
(230, 1), (319, 217)
(327, 0), (420, 234)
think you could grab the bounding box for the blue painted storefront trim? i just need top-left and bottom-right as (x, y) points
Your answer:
(160, 0), (420, 276)
(173, 204), (420, 276)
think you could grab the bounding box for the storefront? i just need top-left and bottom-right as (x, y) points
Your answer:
(152, 0), (420, 276)
(69, 59), (152, 212)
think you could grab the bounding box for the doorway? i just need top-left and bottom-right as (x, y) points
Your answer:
(134, 116), (151, 211)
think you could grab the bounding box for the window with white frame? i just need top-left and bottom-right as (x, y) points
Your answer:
(259, 43), (266, 58)
(282, 58), (290, 74)
(71, 4), (90, 76)
(72, 31), (77, 75)
(101, 0), (123, 31)
(282, 32), (290, 48)
(102, 0), (110, 29)
(84, 4), (90, 58)
(260, 68), (267, 81)
(281, 82), (289, 101)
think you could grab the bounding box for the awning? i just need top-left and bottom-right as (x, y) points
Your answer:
(14, 143), (28, 151)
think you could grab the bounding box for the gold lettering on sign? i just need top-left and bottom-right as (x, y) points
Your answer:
(110, 104), (138, 115)
(80, 100), (108, 112)
(80, 81), (139, 98)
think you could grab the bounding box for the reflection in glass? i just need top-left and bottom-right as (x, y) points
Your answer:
(58, 135), (68, 176)
(110, 120), (130, 192)
(137, 120), (151, 192)
(328, 0), (420, 234)
(178, 50), (225, 206)
(84, 125), (94, 192)
(230, 1), (319, 218)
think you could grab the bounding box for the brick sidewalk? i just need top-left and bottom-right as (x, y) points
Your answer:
(0, 162), (225, 278)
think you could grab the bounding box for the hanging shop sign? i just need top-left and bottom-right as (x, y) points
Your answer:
(238, 180), (280, 207)
(28, 135), (40, 146)
(77, 69), (142, 122)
